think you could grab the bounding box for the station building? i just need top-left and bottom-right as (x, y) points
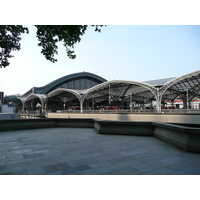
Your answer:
(5, 70), (200, 113)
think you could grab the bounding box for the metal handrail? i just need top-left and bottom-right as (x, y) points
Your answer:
(18, 108), (200, 119)
(47, 109), (200, 114)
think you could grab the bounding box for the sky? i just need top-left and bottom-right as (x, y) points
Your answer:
(1, 25), (200, 96)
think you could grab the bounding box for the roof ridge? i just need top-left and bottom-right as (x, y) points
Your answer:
(144, 77), (176, 82)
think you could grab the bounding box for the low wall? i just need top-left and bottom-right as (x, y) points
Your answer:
(153, 122), (200, 153)
(0, 113), (18, 120)
(94, 119), (200, 153)
(0, 118), (93, 131)
(47, 112), (200, 125)
(0, 118), (199, 153)
(94, 119), (154, 136)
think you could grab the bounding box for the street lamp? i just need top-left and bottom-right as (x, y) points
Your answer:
(92, 96), (94, 111)
(130, 92), (132, 111)
(64, 98), (66, 112)
(109, 84), (111, 105)
(187, 87), (189, 110)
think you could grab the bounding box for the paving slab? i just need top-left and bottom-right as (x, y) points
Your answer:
(27, 166), (46, 175)
(106, 167), (143, 175)
(0, 127), (200, 175)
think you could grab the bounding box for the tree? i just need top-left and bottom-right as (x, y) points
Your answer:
(0, 25), (103, 68)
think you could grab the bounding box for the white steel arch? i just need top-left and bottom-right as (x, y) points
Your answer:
(47, 88), (82, 101)
(159, 70), (200, 109)
(47, 88), (83, 112)
(82, 80), (158, 99)
(82, 80), (160, 112)
(160, 70), (200, 96)
(18, 94), (47, 113)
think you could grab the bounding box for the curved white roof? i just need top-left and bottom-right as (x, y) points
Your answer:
(17, 70), (200, 105)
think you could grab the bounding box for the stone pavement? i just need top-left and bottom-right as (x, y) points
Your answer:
(0, 127), (200, 175)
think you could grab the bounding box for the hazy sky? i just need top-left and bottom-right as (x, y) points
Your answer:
(1, 25), (200, 96)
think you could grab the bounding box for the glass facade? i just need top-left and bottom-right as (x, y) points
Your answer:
(56, 77), (101, 90)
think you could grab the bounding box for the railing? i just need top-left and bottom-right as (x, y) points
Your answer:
(49, 109), (157, 114)
(18, 110), (47, 119)
(48, 109), (200, 114)
(18, 108), (200, 119)
(160, 109), (200, 114)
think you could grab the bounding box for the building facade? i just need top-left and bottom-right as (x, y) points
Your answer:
(4, 70), (200, 113)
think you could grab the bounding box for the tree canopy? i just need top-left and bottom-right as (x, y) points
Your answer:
(0, 25), (103, 68)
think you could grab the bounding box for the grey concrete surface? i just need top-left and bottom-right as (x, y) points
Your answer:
(1, 118), (200, 153)
(0, 127), (200, 175)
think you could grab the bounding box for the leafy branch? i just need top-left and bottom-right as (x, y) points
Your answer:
(0, 25), (104, 68)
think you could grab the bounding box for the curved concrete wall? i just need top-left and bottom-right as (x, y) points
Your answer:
(48, 113), (200, 125)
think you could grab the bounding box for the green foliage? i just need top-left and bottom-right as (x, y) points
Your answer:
(0, 25), (29, 68)
(0, 25), (104, 68)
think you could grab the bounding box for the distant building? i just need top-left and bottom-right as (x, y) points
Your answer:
(166, 99), (200, 109)
(0, 92), (4, 104)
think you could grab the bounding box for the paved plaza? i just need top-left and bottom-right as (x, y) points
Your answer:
(0, 127), (200, 175)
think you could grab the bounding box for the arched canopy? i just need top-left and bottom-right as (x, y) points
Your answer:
(46, 88), (84, 111)
(18, 94), (47, 104)
(159, 70), (200, 101)
(15, 70), (200, 113)
(26, 94), (46, 102)
(18, 94), (47, 111)
(47, 88), (82, 102)
(82, 80), (158, 104)
(17, 97), (27, 103)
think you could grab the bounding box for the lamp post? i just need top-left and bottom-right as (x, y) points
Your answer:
(130, 92), (132, 111)
(92, 96), (94, 112)
(109, 84), (111, 105)
(187, 87), (189, 110)
(46, 98), (48, 118)
(64, 98), (66, 112)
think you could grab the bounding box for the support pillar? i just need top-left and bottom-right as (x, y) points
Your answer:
(156, 90), (162, 113)
(171, 100), (174, 109)
(130, 93), (132, 111)
(120, 97), (124, 110)
(80, 99), (83, 113)
(40, 97), (46, 114)
(22, 101), (25, 112)
(41, 101), (44, 114)
(182, 98), (187, 109)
